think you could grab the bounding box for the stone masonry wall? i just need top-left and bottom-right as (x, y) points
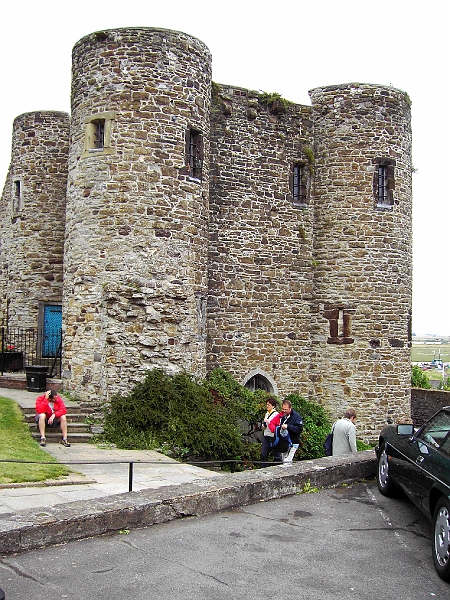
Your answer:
(0, 169), (11, 324)
(0, 112), (69, 328)
(208, 85), (315, 397)
(63, 28), (212, 401)
(308, 84), (413, 439)
(411, 388), (450, 426)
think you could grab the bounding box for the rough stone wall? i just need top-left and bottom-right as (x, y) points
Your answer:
(63, 28), (211, 401)
(0, 169), (11, 324)
(208, 85), (315, 396)
(308, 84), (413, 439)
(0, 112), (69, 328)
(411, 388), (450, 425)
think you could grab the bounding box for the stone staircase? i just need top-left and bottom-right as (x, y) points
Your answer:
(22, 405), (95, 444)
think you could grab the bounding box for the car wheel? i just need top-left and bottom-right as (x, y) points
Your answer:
(432, 497), (450, 581)
(377, 443), (397, 497)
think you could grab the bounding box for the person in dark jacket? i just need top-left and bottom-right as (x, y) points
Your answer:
(269, 400), (303, 463)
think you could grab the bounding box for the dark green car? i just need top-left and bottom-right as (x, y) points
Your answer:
(376, 406), (450, 581)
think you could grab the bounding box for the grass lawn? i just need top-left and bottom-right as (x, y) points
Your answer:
(411, 344), (450, 363)
(0, 396), (70, 484)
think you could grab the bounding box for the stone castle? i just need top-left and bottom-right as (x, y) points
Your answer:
(0, 27), (413, 441)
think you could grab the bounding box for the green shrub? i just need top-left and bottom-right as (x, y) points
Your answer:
(411, 364), (432, 389)
(103, 368), (336, 465)
(206, 368), (266, 423)
(104, 368), (244, 460)
(356, 439), (373, 451)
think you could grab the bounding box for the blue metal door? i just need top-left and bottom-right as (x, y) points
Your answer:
(42, 305), (62, 357)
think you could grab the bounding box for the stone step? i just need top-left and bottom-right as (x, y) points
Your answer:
(22, 406), (97, 444)
(22, 406), (88, 417)
(31, 431), (94, 444)
(29, 421), (92, 434)
(24, 411), (90, 424)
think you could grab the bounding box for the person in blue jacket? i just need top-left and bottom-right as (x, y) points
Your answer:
(269, 400), (303, 462)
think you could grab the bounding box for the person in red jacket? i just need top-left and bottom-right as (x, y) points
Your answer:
(35, 389), (70, 447)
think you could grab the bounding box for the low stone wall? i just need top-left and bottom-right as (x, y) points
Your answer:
(411, 388), (450, 425)
(0, 450), (376, 555)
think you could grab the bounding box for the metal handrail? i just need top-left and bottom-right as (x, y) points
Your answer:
(0, 458), (261, 491)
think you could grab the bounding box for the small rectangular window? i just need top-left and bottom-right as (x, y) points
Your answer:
(13, 180), (22, 212)
(293, 163), (307, 206)
(83, 111), (115, 158)
(187, 129), (203, 180)
(86, 119), (105, 151)
(373, 158), (395, 208)
(93, 119), (105, 150)
(324, 306), (354, 345)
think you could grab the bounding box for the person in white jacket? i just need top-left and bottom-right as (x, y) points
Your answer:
(260, 397), (280, 466)
(332, 408), (357, 456)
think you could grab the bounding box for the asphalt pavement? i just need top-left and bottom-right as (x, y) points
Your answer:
(2, 480), (449, 600)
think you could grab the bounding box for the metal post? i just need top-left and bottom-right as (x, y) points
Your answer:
(128, 462), (133, 492)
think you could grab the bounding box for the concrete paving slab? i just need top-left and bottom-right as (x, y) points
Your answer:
(0, 442), (221, 512)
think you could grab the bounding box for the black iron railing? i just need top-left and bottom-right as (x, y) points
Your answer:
(0, 459), (241, 491)
(0, 327), (62, 377)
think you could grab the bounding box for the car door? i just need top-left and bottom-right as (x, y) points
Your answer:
(389, 433), (426, 509)
(420, 437), (450, 505)
(414, 411), (450, 517)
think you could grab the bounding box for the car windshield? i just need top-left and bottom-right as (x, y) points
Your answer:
(417, 411), (450, 449)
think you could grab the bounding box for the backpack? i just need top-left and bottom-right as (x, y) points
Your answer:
(323, 433), (333, 456)
(324, 423), (335, 456)
(270, 425), (292, 453)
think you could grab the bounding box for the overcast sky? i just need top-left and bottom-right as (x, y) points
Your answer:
(0, 0), (448, 335)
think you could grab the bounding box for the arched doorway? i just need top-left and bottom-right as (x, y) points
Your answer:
(243, 369), (278, 395)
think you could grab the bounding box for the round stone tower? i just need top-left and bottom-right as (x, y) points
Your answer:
(308, 83), (412, 439)
(63, 28), (212, 402)
(5, 111), (69, 328)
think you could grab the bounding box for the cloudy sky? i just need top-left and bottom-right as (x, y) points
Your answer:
(0, 0), (448, 335)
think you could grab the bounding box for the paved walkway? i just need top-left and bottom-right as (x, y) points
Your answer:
(0, 387), (221, 514)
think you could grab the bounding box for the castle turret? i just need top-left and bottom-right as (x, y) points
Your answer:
(63, 28), (212, 401)
(309, 83), (413, 436)
(0, 111), (69, 328)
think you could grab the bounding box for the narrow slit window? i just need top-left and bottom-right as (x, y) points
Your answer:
(373, 158), (395, 208)
(378, 164), (388, 205)
(13, 180), (22, 212)
(187, 129), (203, 180)
(293, 163), (307, 205)
(290, 162), (308, 207)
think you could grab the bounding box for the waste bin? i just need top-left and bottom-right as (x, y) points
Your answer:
(25, 365), (48, 392)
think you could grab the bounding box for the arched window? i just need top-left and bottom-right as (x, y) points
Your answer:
(243, 369), (278, 395)
(245, 374), (273, 392)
